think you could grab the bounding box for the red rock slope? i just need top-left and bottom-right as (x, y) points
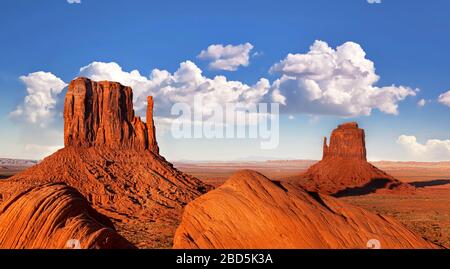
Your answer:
(0, 183), (135, 249)
(173, 170), (436, 249)
(295, 122), (411, 196)
(0, 77), (211, 247)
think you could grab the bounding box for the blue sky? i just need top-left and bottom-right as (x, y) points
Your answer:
(1, 0), (450, 161)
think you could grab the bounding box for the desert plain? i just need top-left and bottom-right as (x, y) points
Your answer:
(1, 159), (449, 248)
(174, 160), (450, 248)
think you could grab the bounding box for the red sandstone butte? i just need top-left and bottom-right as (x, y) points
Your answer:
(322, 122), (366, 160)
(64, 77), (159, 153)
(0, 77), (211, 247)
(294, 122), (412, 196)
(173, 170), (437, 249)
(0, 183), (135, 249)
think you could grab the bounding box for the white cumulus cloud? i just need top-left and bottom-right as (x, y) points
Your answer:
(438, 90), (450, 107)
(397, 135), (450, 161)
(417, 98), (427, 107)
(79, 61), (270, 117)
(10, 71), (67, 127)
(269, 40), (416, 117)
(198, 43), (254, 71)
(12, 41), (413, 130)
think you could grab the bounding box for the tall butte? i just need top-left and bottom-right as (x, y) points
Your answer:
(294, 122), (412, 196)
(64, 78), (159, 153)
(0, 77), (211, 248)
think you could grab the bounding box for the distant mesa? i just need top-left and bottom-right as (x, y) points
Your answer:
(0, 77), (211, 247)
(173, 170), (436, 249)
(0, 183), (135, 249)
(0, 158), (37, 167)
(294, 122), (413, 196)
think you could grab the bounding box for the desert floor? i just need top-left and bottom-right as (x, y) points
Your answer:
(174, 160), (450, 248)
(1, 160), (449, 248)
(0, 166), (30, 179)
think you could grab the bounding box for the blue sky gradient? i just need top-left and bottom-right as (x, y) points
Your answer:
(1, 0), (450, 161)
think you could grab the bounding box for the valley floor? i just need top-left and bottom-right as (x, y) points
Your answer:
(2, 160), (449, 248)
(175, 160), (450, 249)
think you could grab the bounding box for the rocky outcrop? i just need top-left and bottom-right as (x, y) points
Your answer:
(64, 77), (159, 154)
(323, 122), (366, 160)
(0, 183), (135, 249)
(295, 122), (412, 195)
(146, 96), (159, 155)
(173, 170), (436, 249)
(0, 77), (211, 248)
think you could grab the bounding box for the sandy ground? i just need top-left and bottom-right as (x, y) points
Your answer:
(2, 160), (449, 248)
(174, 160), (450, 248)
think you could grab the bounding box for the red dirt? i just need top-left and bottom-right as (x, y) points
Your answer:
(174, 161), (450, 248)
(173, 170), (437, 249)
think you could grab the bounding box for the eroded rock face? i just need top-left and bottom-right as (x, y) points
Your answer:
(146, 96), (160, 155)
(0, 183), (135, 249)
(64, 77), (158, 153)
(295, 122), (412, 195)
(323, 122), (366, 160)
(173, 170), (436, 249)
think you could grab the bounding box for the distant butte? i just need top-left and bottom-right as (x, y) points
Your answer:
(293, 122), (413, 196)
(173, 170), (436, 249)
(0, 77), (211, 248)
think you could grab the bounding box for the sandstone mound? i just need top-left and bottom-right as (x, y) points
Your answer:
(0, 183), (135, 249)
(173, 170), (436, 249)
(295, 122), (412, 196)
(0, 77), (211, 247)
